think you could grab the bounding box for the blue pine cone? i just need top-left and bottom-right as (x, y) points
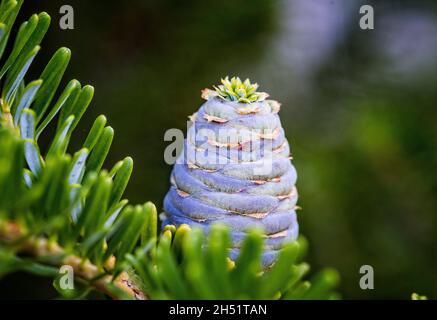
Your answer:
(163, 77), (299, 267)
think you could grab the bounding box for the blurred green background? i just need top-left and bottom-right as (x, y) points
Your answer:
(3, 0), (437, 299)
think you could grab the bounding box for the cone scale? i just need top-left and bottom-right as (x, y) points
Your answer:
(163, 77), (299, 267)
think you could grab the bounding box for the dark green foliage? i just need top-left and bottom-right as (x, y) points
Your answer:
(127, 225), (339, 300)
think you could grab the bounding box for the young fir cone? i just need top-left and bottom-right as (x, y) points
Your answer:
(163, 77), (299, 267)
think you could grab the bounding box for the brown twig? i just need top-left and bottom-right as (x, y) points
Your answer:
(0, 220), (146, 300)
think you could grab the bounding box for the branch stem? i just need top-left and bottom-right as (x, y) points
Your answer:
(0, 220), (146, 300)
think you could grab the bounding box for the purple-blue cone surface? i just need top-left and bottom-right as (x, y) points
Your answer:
(163, 84), (299, 267)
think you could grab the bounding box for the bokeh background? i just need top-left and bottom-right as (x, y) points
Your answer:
(2, 0), (437, 299)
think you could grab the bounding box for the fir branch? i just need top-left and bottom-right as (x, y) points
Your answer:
(0, 220), (145, 299)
